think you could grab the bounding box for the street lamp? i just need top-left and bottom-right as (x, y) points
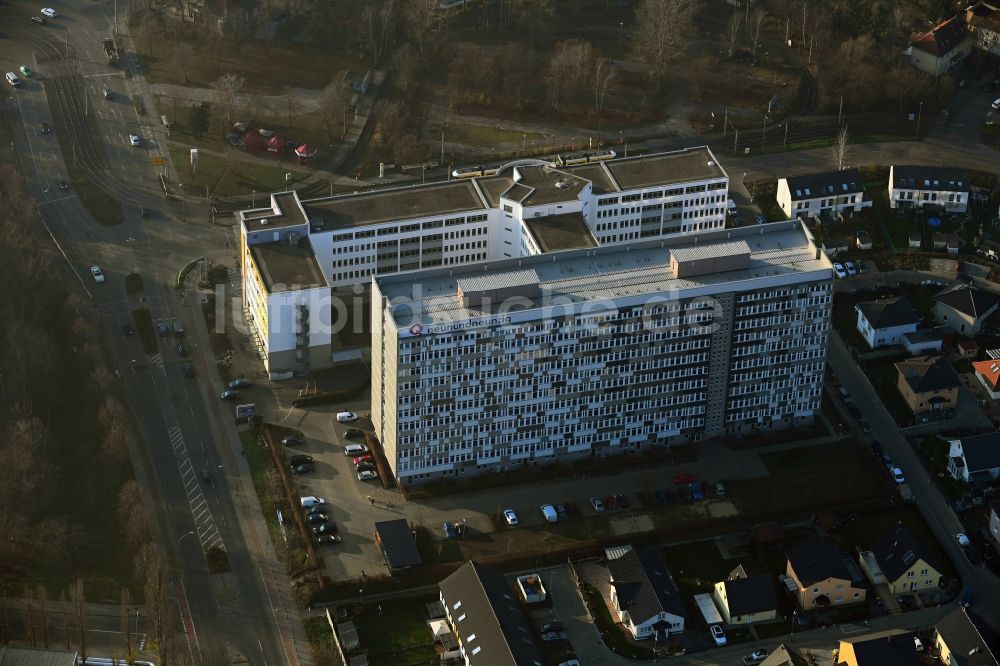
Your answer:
(178, 530), (195, 545)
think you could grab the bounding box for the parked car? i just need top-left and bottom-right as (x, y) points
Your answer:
(541, 630), (568, 642)
(891, 467), (905, 484)
(291, 463), (314, 475)
(743, 649), (768, 664)
(344, 427), (363, 439)
(129, 133), (140, 147)
(229, 378), (252, 389)
(90, 266), (105, 283)
(41, 122), (51, 134)
(304, 503), (327, 516)
(993, 98), (1000, 111)
(914, 637), (924, 652)
(353, 454), (373, 466)
(300, 496), (326, 508)
(442, 522), (458, 539)
(344, 444), (368, 456)
(590, 497), (605, 512)
(220, 390), (240, 401)
(845, 261), (858, 276)
(614, 493), (629, 509)
(281, 435), (304, 446)
(540, 622), (564, 634)
(289, 454), (314, 466)
(305, 513), (328, 526)
(182, 362), (194, 377)
(313, 523), (337, 536)
(336, 411), (358, 423)
(19, 66), (33, 77)
(715, 481), (726, 497)
(357, 470), (378, 481)
(503, 509), (519, 526)
(41, 7), (58, 17)
(955, 533), (971, 548)
(710, 624), (727, 646)
(316, 533), (341, 545)
(833, 262), (847, 279)
(355, 461), (376, 473)
(673, 473), (697, 485)
(690, 482), (705, 501)
(157, 322), (169, 337)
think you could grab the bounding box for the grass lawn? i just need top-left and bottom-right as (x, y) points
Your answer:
(168, 144), (309, 199)
(663, 540), (758, 599)
(580, 583), (655, 660)
(727, 440), (891, 517)
(446, 123), (546, 148)
(832, 297), (868, 351)
(132, 307), (158, 354)
(862, 356), (915, 427)
(352, 597), (440, 666)
(915, 437), (968, 502)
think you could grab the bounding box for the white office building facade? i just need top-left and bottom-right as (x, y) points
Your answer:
(372, 222), (833, 485)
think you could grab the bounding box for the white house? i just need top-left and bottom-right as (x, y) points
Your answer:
(905, 16), (971, 76)
(776, 169), (869, 221)
(948, 433), (1000, 484)
(855, 297), (921, 349)
(606, 545), (686, 640)
(889, 165), (970, 212)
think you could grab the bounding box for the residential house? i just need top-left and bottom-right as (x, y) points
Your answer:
(934, 605), (1000, 666)
(895, 355), (960, 414)
(785, 541), (867, 610)
(989, 500), (1000, 546)
(760, 644), (810, 666)
(905, 16), (971, 76)
(966, 1), (1000, 56)
(438, 561), (545, 666)
(178, 0), (259, 36)
(712, 564), (778, 625)
(0, 647), (78, 665)
(776, 169), (869, 221)
(889, 165), (971, 212)
(934, 284), (1000, 335)
(948, 432), (1000, 484)
(868, 524), (943, 594)
(856, 230), (873, 250)
(837, 629), (918, 666)
(902, 329), (943, 356)
(973, 360), (1000, 399)
(606, 545), (686, 640)
(855, 297), (921, 349)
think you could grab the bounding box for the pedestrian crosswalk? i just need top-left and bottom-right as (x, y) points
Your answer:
(150, 353), (164, 369)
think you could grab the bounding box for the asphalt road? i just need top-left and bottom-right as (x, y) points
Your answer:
(1, 1), (304, 664)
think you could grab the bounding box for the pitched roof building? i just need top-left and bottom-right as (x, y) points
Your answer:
(373, 519), (422, 573)
(712, 565), (778, 625)
(837, 629), (918, 666)
(895, 355), (960, 415)
(776, 169), (869, 220)
(760, 644), (810, 666)
(934, 284), (1000, 335)
(948, 432), (1000, 484)
(785, 541), (867, 610)
(868, 524), (943, 593)
(607, 545), (686, 639)
(889, 165), (971, 212)
(0, 647), (79, 666)
(906, 17), (971, 75)
(438, 561), (544, 666)
(855, 297), (921, 349)
(966, 1), (1000, 55)
(934, 606), (999, 666)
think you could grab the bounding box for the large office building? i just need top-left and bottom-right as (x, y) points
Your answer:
(238, 147), (730, 374)
(371, 221), (834, 486)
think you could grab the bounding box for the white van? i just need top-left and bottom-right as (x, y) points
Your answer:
(540, 504), (558, 523)
(6, 72), (22, 87)
(336, 411), (358, 423)
(344, 444), (367, 456)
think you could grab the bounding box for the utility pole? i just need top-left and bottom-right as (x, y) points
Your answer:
(723, 106), (729, 138)
(785, 16), (789, 44)
(761, 117), (766, 151)
(915, 101), (923, 139)
(114, 0), (118, 37)
(733, 127), (739, 154)
(838, 96), (843, 126)
(440, 125), (445, 167)
(784, 121), (789, 151)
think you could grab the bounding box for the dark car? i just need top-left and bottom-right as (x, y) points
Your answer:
(356, 461), (376, 473)
(58, 179), (70, 191)
(292, 463), (314, 475)
(316, 533), (341, 545)
(344, 427), (363, 439)
(313, 522), (337, 536)
(182, 362), (194, 377)
(305, 513), (328, 525)
(176, 342), (189, 356)
(289, 454), (314, 466)
(157, 322), (169, 337)
(140, 207), (149, 219)
(304, 503), (327, 516)
(220, 390), (240, 401)
(615, 493), (629, 509)
(442, 522), (458, 539)
(40, 122), (51, 134)
(121, 323), (134, 336)
(282, 435), (304, 446)
(689, 482), (705, 501)
(229, 378), (252, 389)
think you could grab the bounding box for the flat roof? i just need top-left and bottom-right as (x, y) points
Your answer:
(249, 239), (327, 292)
(505, 165), (589, 206)
(604, 146), (726, 190)
(302, 180), (487, 229)
(478, 175), (514, 207)
(564, 163), (618, 193)
(378, 221), (829, 328)
(524, 212), (597, 253)
(240, 191), (310, 232)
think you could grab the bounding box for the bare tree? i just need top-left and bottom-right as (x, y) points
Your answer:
(593, 58), (616, 113)
(632, 0), (694, 78)
(70, 579), (86, 661)
(832, 126), (849, 171)
(320, 77), (349, 142)
(391, 43), (419, 93)
(546, 40), (594, 110)
(403, 0), (438, 54)
(210, 73), (246, 127)
(363, 0), (397, 66)
(751, 9), (766, 63)
(118, 480), (150, 551)
(727, 10), (743, 58)
(140, 544), (167, 661)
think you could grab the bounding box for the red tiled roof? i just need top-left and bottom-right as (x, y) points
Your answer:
(910, 17), (968, 56)
(973, 360), (1000, 389)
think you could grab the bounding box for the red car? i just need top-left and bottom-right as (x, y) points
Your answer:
(673, 473), (697, 485)
(353, 454), (373, 466)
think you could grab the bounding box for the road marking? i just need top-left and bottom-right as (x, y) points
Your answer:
(38, 194), (78, 206)
(166, 426), (224, 552)
(150, 353), (164, 369)
(175, 579), (202, 666)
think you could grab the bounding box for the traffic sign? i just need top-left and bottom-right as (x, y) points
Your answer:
(148, 157), (166, 166)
